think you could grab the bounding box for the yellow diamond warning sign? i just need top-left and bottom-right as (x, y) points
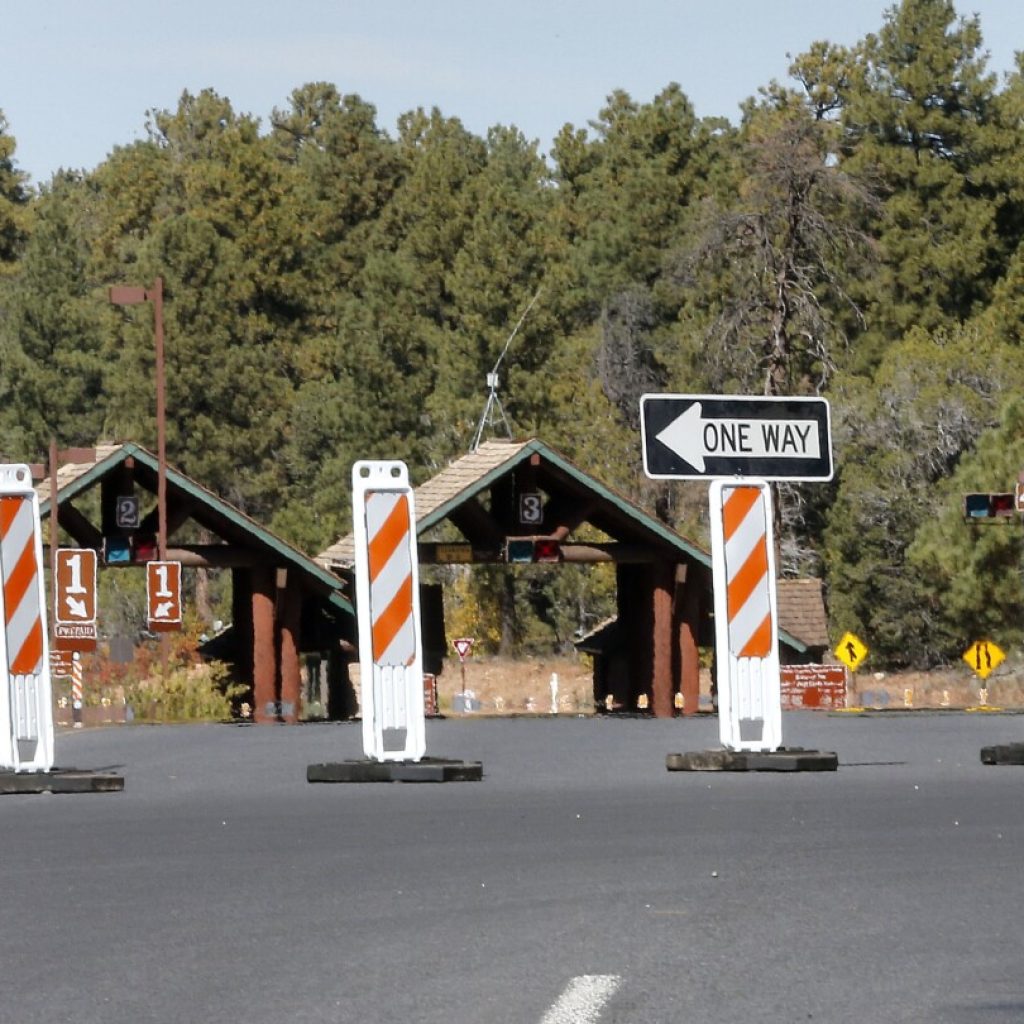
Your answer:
(962, 640), (1004, 680)
(835, 631), (868, 672)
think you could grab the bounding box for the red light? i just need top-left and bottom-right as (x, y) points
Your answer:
(533, 539), (561, 563)
(990, 493), (1015, 516)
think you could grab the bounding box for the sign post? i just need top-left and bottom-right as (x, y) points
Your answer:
(352, 461), (426, 762)
(0, 465), (54, 772)
(709, 479), (782, 752)
(147, 561), (182, 632)
(650, 395), (839, 771)
(54, 547), (98, 652)
(641, 394), (833, 481)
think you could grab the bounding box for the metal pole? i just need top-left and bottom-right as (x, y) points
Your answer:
(48, 438), (58, 624)
(153, 277), (167, 561)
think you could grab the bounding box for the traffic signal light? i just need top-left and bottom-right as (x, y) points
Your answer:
(504, 537), (562, 563)
(963, 492), (1017, 522)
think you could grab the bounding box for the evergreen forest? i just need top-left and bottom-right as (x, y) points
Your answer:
(2, 0), (1024, 670)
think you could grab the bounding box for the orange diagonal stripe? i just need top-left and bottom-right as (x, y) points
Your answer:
(722, 486), (761, 539)
(739, 613), (772, 658)
(11, 616), (43, 673)
(0, 496), (22, 536)
(727, 537), (768, 616)
(3, 540), (38, 621)
(371, 574), (413, 660)
(367, 495), (410, 581)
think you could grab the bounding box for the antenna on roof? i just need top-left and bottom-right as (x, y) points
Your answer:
(471, 288), (542, 452)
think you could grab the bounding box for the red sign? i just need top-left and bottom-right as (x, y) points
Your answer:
(780, 664), (847, 710)
(453, 637), (474, 661)
(49, 647), (75, 677)
(147, 560), (182, 632)
(54, 548), (97, 625)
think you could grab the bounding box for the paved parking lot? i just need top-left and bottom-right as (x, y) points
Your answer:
(3, 711), (1023, 1024)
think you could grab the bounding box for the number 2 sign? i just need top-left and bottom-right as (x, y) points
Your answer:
(147, 560), (182, 632)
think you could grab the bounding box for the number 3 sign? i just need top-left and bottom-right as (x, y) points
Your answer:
(519, 492), (543, 525)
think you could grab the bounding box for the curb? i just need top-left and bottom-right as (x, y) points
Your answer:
(307, 757), (483, 783)
(666, 748), (838, 772)
(0, 769), (125, 794)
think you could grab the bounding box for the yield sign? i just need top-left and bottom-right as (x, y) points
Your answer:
(641, 394), (833, 481)
(453, 637), (474, 661)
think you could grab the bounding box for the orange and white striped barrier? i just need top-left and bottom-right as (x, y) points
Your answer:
(352, 461), (426, 762)
(0, 465), (54, 771)
(709, 479), (781, 752)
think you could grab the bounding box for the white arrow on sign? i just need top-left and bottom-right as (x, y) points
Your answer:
(153, 601), (176, 619)
(655, 401), (821, 472)
(65, 595), (89, 618)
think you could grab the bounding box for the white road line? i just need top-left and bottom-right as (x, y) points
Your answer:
(540, 974), (621, 1024)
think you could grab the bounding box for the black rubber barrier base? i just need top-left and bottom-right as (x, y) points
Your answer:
(307, 757), (483, 783)
(0, 768), (125, 794)
(980, 742), (1024, 765)
(666, 747), (839, 772)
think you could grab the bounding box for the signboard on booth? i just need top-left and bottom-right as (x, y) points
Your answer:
(54, 547), (98, 651)
(780, 664), (847, 709)
(147, 560), (182, 632)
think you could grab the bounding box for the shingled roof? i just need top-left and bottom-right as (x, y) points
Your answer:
(777, 578), (830, 651)
(37, 442), (351, 613)
(316, 437), (711, 571)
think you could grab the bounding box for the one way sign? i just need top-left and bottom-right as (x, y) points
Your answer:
(640, 394), (833, 481)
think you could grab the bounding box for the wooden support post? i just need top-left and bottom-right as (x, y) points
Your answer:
(650, 562), (675, 718)
(251, 566), (277, 723)
(277, 570), (302, 724)
(615, 564), (648, 711)
(677, 565), (701, 716)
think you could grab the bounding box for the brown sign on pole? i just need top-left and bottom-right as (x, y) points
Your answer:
(54, 547), (98, 651)
(49, 647), (75, 678)
(147, 560), (182, 632)
(55, 548), (97, 624)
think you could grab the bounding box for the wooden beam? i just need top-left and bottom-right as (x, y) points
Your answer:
(251, 566), (277, 723)
(417, 541), (658, 565)
(676, 564), (701, 717)
(277, 573), (302, 724)
(651, 562), (675, 718)
(164, 545), (266, 568)
(55, 503), (103, 550)
(448, 497), (506, 547)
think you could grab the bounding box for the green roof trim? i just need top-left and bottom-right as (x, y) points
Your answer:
(40, 443), (352, 616)
(418, 438), (713, 567)
(415, 439), (804, 652)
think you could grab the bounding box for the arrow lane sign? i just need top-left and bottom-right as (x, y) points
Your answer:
(655, 401), (821, 473)
(641, 393), (833, 481)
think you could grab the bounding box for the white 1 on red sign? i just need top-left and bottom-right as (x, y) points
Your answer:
(147, 560), (182, 631)
(453, 637), (474, 661)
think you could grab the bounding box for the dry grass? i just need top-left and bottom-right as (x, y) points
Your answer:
(435, 655), (596, 715)
(353, 655), (1024, 718)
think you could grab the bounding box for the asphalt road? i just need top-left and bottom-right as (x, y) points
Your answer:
(2, 711), (1023, 1024)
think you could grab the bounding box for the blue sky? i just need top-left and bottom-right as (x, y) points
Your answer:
(5, 0), (1022, 186)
